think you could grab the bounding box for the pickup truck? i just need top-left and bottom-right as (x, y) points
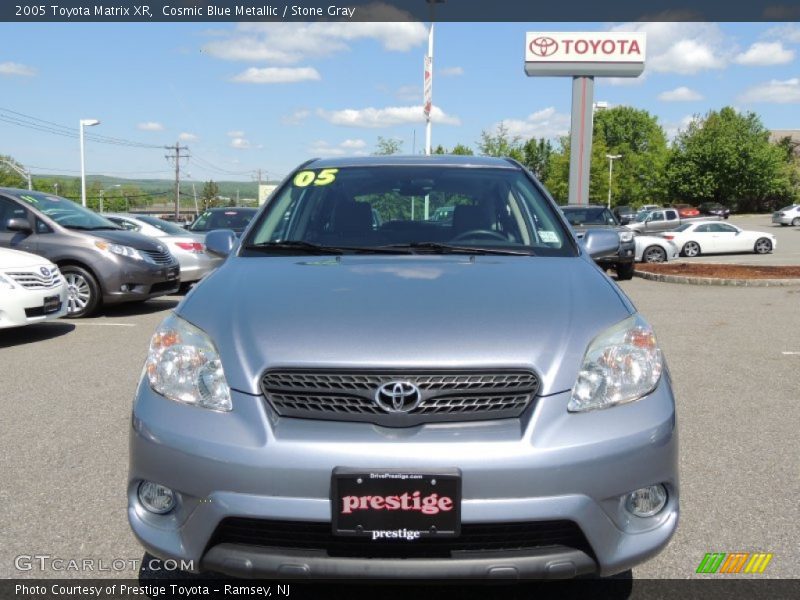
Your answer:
(626, 208), (718, 234)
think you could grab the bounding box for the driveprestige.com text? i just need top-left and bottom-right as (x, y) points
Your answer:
(16, 4), (358, 18)
(15, 584), (291, 598)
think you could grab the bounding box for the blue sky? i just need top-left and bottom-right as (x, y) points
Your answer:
(2, 21), (799, 183)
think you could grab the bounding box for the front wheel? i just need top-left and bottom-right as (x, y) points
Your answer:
(754, 237), (773, 254)
(61, 265), (101, 318)
(643, 245), (667, 263)
(792, 217), (800, 226)
(615, 262), (635, 280)
(682, 241), (701, 257)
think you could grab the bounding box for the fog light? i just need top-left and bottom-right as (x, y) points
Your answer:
(624, 484), (667, 517)
(138, 481), (175, 514)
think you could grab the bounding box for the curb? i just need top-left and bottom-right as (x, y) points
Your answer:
(634, 270), (800, 287)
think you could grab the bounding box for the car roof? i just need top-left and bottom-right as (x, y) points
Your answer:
(305, 155), (519, 170)
(560, 204), (608, 210)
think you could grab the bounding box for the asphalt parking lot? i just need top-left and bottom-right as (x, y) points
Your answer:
(1, 226), (798, 581)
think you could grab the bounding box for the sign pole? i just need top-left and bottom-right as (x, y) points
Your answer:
(568, 76), (594, 206)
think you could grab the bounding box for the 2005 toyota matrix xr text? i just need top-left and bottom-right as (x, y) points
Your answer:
(128, 156), (678, 580)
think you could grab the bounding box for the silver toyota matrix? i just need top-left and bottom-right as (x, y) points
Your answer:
(128, 156), (678, 579)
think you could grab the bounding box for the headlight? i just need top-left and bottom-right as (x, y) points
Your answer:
(568, 315), (663, 412)
(144, 313), (232, 411)
(94, 241), (148, 262)
(618, 231), (634, 243)
(0, 273), (16, 290)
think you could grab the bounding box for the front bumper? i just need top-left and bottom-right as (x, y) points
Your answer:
(128, 378), (679, 579)
(101, 259), (180, 305)
(0, 284), (67, 328)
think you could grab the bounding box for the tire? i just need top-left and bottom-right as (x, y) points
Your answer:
(780, 223), (789, 227)
(615, 262), (635, 280)
(642, 245), (667, 263)
(754, 237), (773, 254)
(60, 265), (101, 318)
(792, 217), (800, 226)
(681, 241), (701, 257)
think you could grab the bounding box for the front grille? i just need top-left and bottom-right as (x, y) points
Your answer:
(208, 518), (592, 559)
(261, 370), (539, 427)
(142, 248), (175, 265)
(150, 280), (180, 294)
(7, 269), (61, 289)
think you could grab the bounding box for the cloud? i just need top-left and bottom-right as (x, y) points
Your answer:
(282, 109), (311, 125)
(203, 19), (427, 65)
(318, 105), (460, 128)
(439, 66), (464, 77)
(395, 84), (422, 101)
(0, 61), (36, 77)
(137, 122), (164, 131)
(231, 66), (320, 84)
(309, 138), (369, 157)
(658, 86), (704, 102)
(230, 137), (252, 149)
(609, 22), (728, 74)
(765, 24), (800, 44)
(227, 130), (245, 137)
(490, 107), (570, 140)
(739, 78), (800, 104)
(734, 42), (794, 66)
(179, 132), (198, 142)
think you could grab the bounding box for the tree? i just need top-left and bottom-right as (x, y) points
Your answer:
(477, 123), (524, 161)
(433, 144), (447, 155)
(374, 137), (403, 155)
(522, 138), (553, 180)
(0, 155), (29, 188)
(201, 180), (221, 210)
(451, 143), (474, 156)
(667, 107), (797, 212)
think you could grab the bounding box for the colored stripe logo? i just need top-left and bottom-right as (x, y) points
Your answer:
(697, 552), (773, 574)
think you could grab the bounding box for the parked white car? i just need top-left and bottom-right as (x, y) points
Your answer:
(0, 247), (67, 329)
(634, 235), (680, 263)
(661, 221), (776, 257)
(772, 204), (800, 227)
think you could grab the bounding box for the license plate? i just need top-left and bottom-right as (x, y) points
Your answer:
(43, 295), (61, 314)
(331, 468), (461, 539)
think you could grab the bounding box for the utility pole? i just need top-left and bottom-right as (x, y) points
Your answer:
(253, 168), (264, 205)
(165, 142), (189, 221)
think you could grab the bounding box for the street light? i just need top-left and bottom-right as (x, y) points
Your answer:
(80, 118), (100, 207)
(606, 154), (622, 210)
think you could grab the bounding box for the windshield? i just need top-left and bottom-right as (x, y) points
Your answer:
(243, 166), (573, 256)
(635, 211), (651, 222)
(561, 207), (618, 226)
(673, 223), (692, 232)
(189, 209), (256, 233)
(15, 192), (119, 230)
(136, 215), (187, 235)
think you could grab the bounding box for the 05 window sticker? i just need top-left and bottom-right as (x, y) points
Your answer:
(293, 168), (339, 188)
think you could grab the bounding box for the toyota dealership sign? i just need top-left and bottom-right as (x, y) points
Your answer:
(525, 31), (646, 77)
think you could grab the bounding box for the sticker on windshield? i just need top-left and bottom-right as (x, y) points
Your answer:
(539, 230), (559, 243)
(19, 195), (39, 204)
(293, 168), (339, 188)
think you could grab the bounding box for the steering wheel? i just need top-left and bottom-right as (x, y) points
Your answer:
(451, 229), (508, 242)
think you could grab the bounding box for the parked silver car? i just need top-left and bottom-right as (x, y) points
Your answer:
(772, 204), (800, 227)
(0, 189), (179, 317)
(104, 214), (223, 287)
(129, 156), (678, 579)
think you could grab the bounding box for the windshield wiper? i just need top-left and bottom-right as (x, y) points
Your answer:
(62, 225), (120, 231)
(377, 242), (535, 256)
(244, 241), (415, 255)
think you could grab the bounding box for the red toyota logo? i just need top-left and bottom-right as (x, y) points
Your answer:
(529, 36), (559, 57)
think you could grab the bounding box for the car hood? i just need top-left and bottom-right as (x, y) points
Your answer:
(177, 255), (634, 397)
(84, 229), (173, 252)
(0, 246), (54, 269)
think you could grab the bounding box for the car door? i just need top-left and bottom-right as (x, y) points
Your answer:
(0, 195), (39, 254)
(644, 211), (665, 232)
(688, 224), (717, 252)
(709, 223), (740, 252)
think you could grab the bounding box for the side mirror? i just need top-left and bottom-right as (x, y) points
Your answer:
(581, 229), (620, 260)
(7, 218), (32, 233)
(205, 229), (236, 257)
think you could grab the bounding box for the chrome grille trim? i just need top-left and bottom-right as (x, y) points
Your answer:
(141, 249), (175, 265)
(6, 269), (62, 289)
(261, 370), (539, 427)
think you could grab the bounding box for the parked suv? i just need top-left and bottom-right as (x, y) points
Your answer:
(560, 205), (636, 280)
(129, 156), (677, 580)
(0, 189), (180, 317)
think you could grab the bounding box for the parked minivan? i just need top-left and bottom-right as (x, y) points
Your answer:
(129, 156), (677, 579)
(0, 188), (180, 317)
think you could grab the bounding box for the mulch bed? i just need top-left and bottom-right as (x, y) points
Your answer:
(636, 263), (800, 279)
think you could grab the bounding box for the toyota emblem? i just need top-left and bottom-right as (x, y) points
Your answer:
(374, 381), (422, 413)
(529, 36), (559, 57)
(40, 267), (50, 277)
